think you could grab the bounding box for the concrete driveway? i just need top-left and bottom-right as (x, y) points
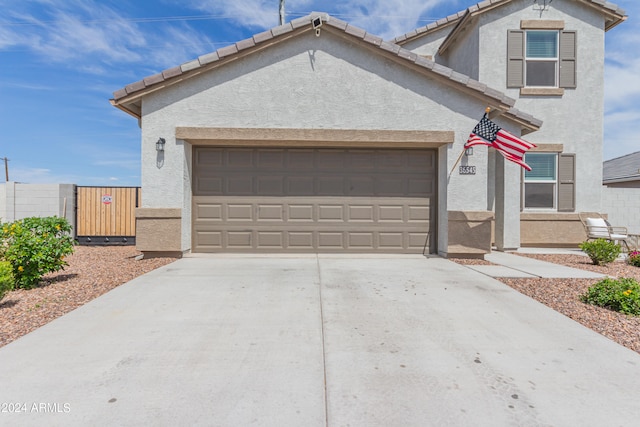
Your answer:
(1, 255), (639, 426)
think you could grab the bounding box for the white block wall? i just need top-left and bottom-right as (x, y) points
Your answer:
(602, 187), (640, 234)
(0, 182), (76, 232)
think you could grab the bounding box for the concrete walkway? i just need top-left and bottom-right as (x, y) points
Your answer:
(468, 251), (607, 279)
(0, 255), (639, 426)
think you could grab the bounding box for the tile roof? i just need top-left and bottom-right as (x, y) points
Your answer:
(603, 151), (640, 184)
(392, 0), (627, 46)
(111, 13), (541, 132)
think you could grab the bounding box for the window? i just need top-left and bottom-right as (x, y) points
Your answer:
(524, 153), (557, 209)
(525, 31), (558, 87)
(522, 152), (576, 211)
(507, 29), (576, 90)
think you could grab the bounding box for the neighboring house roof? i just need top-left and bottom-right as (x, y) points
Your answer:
(111, 13), (542, 133)
(392, 0), (627, 47)
(603, 151), (640, 184)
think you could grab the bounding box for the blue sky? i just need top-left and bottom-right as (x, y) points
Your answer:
(1, 0), (638, 186)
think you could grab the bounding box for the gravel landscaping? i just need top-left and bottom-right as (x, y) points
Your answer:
(1, 247), (639, 355)
(0, 246), (177, 348)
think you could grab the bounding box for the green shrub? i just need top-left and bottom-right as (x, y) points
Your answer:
(582, 277), (640, 316)
(0, 216), (75, 289)
(628, 251), (640, 268)
(0, 261), (14, 302)
(579, 239), (621, 266)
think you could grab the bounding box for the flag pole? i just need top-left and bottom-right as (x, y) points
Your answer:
(448, 148), (466, 177)
(449, 107), (491, 177)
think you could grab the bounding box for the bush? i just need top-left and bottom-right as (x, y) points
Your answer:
(582, 277), (640, 316)
(0, 261), (14, 302)
(628, 250), (640, 268)
(0, 216), (75, 289)
(579, 239), (621, 266)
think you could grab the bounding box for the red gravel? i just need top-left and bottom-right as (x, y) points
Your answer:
(0, 246), (177, 348)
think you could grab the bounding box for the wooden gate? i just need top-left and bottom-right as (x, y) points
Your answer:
(76, 186), (141, 245)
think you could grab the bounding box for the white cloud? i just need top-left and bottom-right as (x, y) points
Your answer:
(10, 167), (77, 184)
(147, 24), (216, 68)
(0, 0), (213, 70)
(604, 110), (640, 160)
(329, 0), (449, 39)
(191, 0), (452, 39)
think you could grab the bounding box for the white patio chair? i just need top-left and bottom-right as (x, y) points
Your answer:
(579, 213), (630, 253)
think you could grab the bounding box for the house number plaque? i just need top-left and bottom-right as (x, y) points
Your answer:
(459, 165), (476, 175)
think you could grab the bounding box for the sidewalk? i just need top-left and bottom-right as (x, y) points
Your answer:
(464, 249), (607, 279)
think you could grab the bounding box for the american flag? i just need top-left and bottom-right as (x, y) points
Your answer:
(465, 114), (536, 171)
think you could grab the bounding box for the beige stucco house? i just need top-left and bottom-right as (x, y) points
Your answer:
(111, 0), (626, 257)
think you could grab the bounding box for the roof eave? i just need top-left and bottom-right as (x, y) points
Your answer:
(111, 13), (542, 132)
(603, 176), (640, 184)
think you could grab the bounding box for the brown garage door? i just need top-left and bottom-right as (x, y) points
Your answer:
(192, 147), (436, 253)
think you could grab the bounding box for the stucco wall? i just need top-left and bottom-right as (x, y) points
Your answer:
(474, 1), (606, 214)
(0, 182), (76, 231)
(140, 30), (499, 253)
(399, 26), (451, 64)
(442, 24), (480, 80)
(602, 187), (640, 234)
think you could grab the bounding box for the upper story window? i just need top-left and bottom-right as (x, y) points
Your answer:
(507, 23), (576, 93)
(525, 30), (558, 87)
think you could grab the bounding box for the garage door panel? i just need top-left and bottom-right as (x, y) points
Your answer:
(196, 204), (223, 221)
(257, 149), (285, 168)
(196, 177), (224, 195)
(348, 205), (374, 222)
(348, 177), (375, 196)
(227, 149), (254, 168)
(318, 205), (345, 221)
(409, 233), (430, 249)
(257, 232), (283, 248)
(379, 205), (404, 222)
(318, 232), (345, 249)
(379, 233), (404, 248)
(317, 151), (345, 169)
(256, 176), (284, 194)
(193, 231), (223, 249)
(227, 204), (253, 221)
(257, 205), (284, 221)
(288, 232), (314, 248)
(287, 177), (315, 195)
(287, 150), (315, 169)
(288, 205), (314, 221)
(317, 177), (345, 195)
(226, 176), (254, 194)
(348, 233), (374, 248)
(408, 205), (430, 222)
(193, 148), (436, 253)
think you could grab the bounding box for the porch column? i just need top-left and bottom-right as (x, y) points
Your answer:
(494, 155), (521, 251)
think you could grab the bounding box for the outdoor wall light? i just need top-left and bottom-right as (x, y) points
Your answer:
(156, 138), (166, 152)
(465, 147), (473, 156)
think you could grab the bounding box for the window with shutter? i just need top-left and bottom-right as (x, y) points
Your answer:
(522, 152), (576, 211)
(507, 28), (577, 90)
